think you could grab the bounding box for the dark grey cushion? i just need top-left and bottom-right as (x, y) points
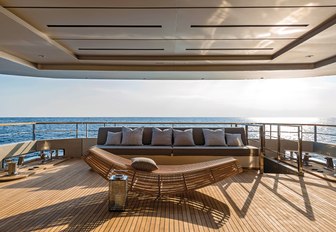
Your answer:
(226, 133), (244, 146)
(96, 145), (173, 156)
(173, 145), (259, 156)
(173, 129), (195, 146)
(121, 127), (144, 146)
(202, 128), (227, 146)
(131, 157), (158, 171)
(151, 128), (172, 146)
(104, 131), (122, 145)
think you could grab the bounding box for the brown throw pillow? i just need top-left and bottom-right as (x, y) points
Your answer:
(131, 157), (158, 172)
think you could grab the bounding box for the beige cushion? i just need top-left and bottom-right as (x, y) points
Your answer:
(226, 133), (244, 146)
(104, 131), (122, 145)
(121, 127), (144, 146)
(151, 128), (172, 146)
(203, 128), (227, 146)
(173, 129), (195, 146)
(131, 157), (158, 171)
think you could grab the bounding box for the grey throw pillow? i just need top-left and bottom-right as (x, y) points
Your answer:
(203, 128), (227, 146)
(131, 157), (158, 172)
(104, 131), (122, 145)
(226, 133), (244, 146)
(173, 129), (195, 146)
(151, 128), (172, 146)
(121, 127), (144, 146)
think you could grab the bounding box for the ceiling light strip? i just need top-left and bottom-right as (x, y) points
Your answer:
(76, 55), (271, 61)
(78, 48), (164, 51)
(53, 38), (296, 41)
(47, 25), (162, 28)
(191, 24), (308, 28)
(186, 48), (273, 51)
(4, 6), (336, 9)
(38, 63), (314, 71)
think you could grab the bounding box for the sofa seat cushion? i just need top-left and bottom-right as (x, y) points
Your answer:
(173, 145), (259, 156)
(97, 145), (173, 156)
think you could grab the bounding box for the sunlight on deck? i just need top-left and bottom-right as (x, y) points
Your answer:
(0, 159), (335, 232)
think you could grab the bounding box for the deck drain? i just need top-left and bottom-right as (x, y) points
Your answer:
(312, 168), (318, 171)
(317, 170), (324, 173)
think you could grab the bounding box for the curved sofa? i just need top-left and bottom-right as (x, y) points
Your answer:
(95, 127), (260, 169)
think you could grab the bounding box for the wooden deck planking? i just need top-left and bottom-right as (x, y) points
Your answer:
(0, 159), (335, 232)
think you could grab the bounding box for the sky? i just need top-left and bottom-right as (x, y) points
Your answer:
(0, 74), (336, 117)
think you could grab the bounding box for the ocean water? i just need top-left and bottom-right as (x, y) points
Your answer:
(0, 117), (336, 145)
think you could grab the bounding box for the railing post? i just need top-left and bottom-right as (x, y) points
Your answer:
(32, 124), (36, 140)
(277, 125), (281, 160)
(297, 126), (304, 176)
(269, 125), (272, 139)
(314, 125), (317, 142)
(76, 123), (79, 138)
(245, 125), (249, 142)
(86, 124), (88, 138)
(259, 125), (265, 174)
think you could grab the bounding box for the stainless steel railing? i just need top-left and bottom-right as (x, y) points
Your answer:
(1, 121), (335, 143)
(1, 121), (335, 175)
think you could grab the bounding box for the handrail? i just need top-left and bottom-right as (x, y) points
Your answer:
(0, 121), (335, 176)
(0, 121), (335, 127)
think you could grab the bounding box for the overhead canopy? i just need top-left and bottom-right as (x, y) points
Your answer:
(0, 0), (335, 80)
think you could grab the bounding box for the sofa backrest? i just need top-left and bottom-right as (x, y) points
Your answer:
(174, 127), (247, 146)
(97, 127), (248, 146)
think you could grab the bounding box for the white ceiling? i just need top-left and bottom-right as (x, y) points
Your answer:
(0, 0), (335, 80)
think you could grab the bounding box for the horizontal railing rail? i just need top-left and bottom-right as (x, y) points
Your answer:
(0, 121), (335, 143)
(1, 121), (335, 176)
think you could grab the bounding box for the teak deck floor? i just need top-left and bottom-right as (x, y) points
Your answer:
(0, 159), (335, 232)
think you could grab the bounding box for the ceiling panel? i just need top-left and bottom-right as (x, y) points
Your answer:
(59, 39), (292, 55)
(0, 1), (335, 79)
(272, 24), (336, 63)
(6, 7), (336, 40)
(1, 0), (336, 8)
(60, 40), (176, 55)
(175, 8), (336, 39)
(0, 10), (76, 63)
(6, 9), (177, 39)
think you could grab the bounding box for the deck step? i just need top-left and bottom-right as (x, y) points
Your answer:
(264, 157), (299, 175)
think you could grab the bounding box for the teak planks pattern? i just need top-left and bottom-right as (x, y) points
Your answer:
(0, 159), (335, 232)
